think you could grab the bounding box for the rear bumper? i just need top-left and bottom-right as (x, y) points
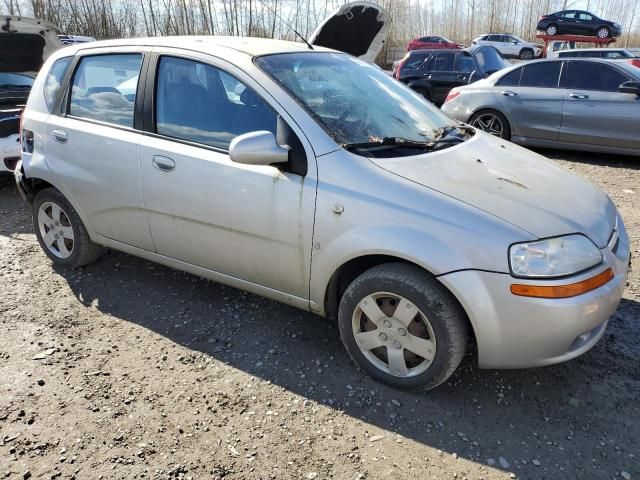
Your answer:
(0, 134), (21, 173)
(438, 218), (630, 369)
(14, 159), (34, 204)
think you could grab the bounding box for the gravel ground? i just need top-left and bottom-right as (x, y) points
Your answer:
(0, 150), (638, 480)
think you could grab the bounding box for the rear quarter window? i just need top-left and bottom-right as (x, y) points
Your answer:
(44, 57), (72, 112)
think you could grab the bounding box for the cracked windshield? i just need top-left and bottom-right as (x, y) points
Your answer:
(256, 52), (465, 155)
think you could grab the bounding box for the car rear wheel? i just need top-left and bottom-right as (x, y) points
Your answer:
(33, 188), (103, 268)
(413, 87), (432, 103)
(469, 110), (511, 140)
(546, 24), (558, 35)
(596, 26), (610, 38)
(338, 263), (469, 390)
(519, 48), (534, 60)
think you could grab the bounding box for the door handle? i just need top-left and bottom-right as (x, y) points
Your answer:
(152, 155), (176, 172)
(52, 129), (68, 143)
(501, 91), (518, 97)
(570, 93), (589, 99)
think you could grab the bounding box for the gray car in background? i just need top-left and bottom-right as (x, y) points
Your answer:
(442, 58), (640, 156)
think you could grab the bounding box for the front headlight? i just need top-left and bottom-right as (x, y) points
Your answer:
(509, 234), (603, 278)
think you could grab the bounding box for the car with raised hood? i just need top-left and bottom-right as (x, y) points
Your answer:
(0, 16), (63, 175)
(407, 35), (464, 51)
(472, 34), (543, 60)
(441, 58), (640, 157)
(395, 45), (510, 105)
(537, 10), (622, 38)
(15, 28), (629, 389)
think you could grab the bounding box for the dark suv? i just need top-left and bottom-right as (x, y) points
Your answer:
(537, 11), (622, 38)
(395, 45), (509, 105)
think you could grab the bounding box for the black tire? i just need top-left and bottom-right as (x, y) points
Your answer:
(338, 263), (469, 390)
(413, 87), (432, 103)
(469, 109), (511, 140)
(33, 188), (103, 268)
(519, 48), (534, 60)
(596, 26), (610, 38)
(546, 24), (559, 36)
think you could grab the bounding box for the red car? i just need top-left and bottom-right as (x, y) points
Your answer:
(407, 35), (464, 51)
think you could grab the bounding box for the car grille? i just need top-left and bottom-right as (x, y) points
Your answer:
(0, 116), (20, 138)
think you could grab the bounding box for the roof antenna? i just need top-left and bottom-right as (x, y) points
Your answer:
(257, 0), (314, 50)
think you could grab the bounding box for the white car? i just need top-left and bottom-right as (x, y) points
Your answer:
(472, 34), (543, 60)
(548, 47), (637, 59)
(0, 16), (63, 174)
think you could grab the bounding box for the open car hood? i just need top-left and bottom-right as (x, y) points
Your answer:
(309, 2), (391, 63)
(0, 16), (63, 73)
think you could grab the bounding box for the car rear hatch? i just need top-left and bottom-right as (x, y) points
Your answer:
(0, 16), (63, 73)
(309, 2), (391, 63)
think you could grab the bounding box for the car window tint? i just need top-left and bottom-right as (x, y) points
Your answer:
(404, 53), (429, 69)
(602, 51), (625, 58)
(578, 12), (593, 20)
(44, 57), (71, 112)
(457, 55), (475, 73)
(432, 53), (455, 71)
(565, 62), (629, 91)
(563, 11), (575, 18)
(520, 62), (562, 88)
(69, 53), (142, 127)
(419, 37), (429, 42)
(155, 56), (277, 151)
(496, 67), (522, 86)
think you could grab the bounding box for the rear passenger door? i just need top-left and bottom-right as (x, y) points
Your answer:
(44, 48), (155, 251)
(137, 51), (317, 300)
(495, 61), (564, 140)
(559, 61), (640, 150)
(427, 52), (458, 105)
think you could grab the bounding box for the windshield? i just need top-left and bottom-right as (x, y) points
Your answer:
(256, 52), (456, 148)
(0, 72), (35, 88)
(475, 47), (510, 74)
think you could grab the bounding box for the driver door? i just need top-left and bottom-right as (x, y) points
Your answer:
(138, 51), (317, 300)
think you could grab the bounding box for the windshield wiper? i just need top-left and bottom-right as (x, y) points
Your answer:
(343, 137), (431, 151)
(0, 84), (31, 89)
(428, 125), (467, 150)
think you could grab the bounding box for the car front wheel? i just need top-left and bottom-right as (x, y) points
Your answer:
(519, 48), (534, 60)
(33, 188), (103, 268)
(338, 263), (469, 390)
(596, 26), (610, 38)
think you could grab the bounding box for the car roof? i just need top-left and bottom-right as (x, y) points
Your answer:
(63, 36), (333, 58)
(491, 57), (638, 80)
(558, 48), (628, 53)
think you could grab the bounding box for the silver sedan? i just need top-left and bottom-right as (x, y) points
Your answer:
(442, 58), (640, 156)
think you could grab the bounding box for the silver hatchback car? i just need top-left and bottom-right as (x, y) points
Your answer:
(441, 58), (640, 157)
(16, 37), (630, 389)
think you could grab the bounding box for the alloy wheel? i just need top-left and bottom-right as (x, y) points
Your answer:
(546, 25), (557, 35)
(37, 201), (75, 259)
(597, 27), (610, 38)
(351, 292), (437, 378)
(471, 113), (504, 137)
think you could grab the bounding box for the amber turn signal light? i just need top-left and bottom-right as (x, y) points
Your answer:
(510, 268), (614, 299)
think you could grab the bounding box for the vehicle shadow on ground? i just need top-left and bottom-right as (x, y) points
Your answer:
(3, 183), (639, 478)
(535, 148), (640, 170)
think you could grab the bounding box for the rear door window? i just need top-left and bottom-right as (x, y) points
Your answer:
(457, 54), (475, 73)
(432, 53), (455, 71)
(44, 57), (71, 112)
(69, 53), (143, 127)
(496, 67), (522, 86)
(154, 56), (277, 151)
(404, 53), (429, 69)
(520, 62), (562, 88)
(564, 61), (630, 91)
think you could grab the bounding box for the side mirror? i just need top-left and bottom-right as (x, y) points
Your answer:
(512, 41), (519, 44)
(229, 131), (289, 166)
(619, 81), (640, 96)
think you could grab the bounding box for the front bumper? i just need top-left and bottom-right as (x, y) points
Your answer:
(439, 218), (630, 369)
(14, 159), (34, 204)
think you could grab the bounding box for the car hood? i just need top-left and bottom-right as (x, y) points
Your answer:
(0, 16), (63, 73)
(309, 2), (391, 63)
(368, 133), (616, 248)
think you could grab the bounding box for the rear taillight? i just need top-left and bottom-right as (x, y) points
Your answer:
(629, 59), (640, 68)
(444, 90), (461, 103)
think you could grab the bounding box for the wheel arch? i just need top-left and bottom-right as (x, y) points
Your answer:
(322, 254), (477, 346)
